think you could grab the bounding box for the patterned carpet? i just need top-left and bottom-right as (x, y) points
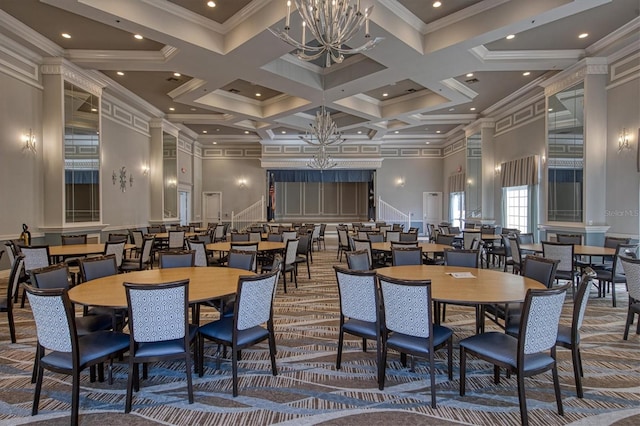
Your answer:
(1, 237), (639, 425)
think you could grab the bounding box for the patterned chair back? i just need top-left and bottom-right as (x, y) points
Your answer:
(368, 233), (384, 243)
(378, 275), (432, 338)
(79, 254), (118, 282)
(235, 270), (279, 331)
(334, 267), (378, 323)
(61, 234), (87, 245)
(352, 239), (373, 267)
(104, 240), (126, 267)
(25, 285), (74, 352)
(168, 230), (186, 249)
(392, 247), (423, 266)
(346, 250), (371, 271)
(620, 256), (640, 301)
(281, 231), (297, 243)
(508, 237), (522, 265)
(283, 239), (299, 266)
(399, 232), (417, 242)
(249, 231), (262, 242)
(385, 231), (400, 243)
(519, 284), (568, 355)
(21, 245), (51, 273)
(231, 242), (258, 271)
(8, 255), (25, 303)
(613, 244), (639, 276)
(129, 230), (144, 249)
(187, 240), (209, 267)
(125, 280), (188, 343)
(542, 242), (574, 274)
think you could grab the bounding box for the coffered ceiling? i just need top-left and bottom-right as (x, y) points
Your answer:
(0, 0), (638, 147)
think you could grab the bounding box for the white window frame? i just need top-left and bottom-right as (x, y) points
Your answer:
(504, 185), (529, 233)
(449, 192), (465, 229)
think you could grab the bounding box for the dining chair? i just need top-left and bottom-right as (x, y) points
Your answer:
(334, 267), (381, 381)
(227, 249), (256, 272)
(78, 254), (128, 331)
(337, 228), (351, 261)
(103, 240), (126, 269)
(248, 231), (262, 242)
(2, 255), (24, 343)
(507, 269), (595, 398)
(25, 284), (130, 425)
(158, 250), (195, 268)
(346, 249), (371, 271)
(124, 279), (196, 412)
(230, 241), (259, 272)
(377, 274), (453, 407)
(197, 269), (280, 396)
(294, 232), (312, 278)
(556, 234), (582, 244)
(230, 232), (249, 242)
(486, 255), (560, 330)
(507, 236), (523, 274)
(317, 223), (327, 250)
(267, 232), (283, 242)
(593, 243), (638, 307)
(542, 241), (578, 293)
(436, 233), (455, 247)
(385, 231), (400, 243)
(128, 229), (145, 257)
(108, 233), (129, 243)
(459, 283), (570, 426)
(168, 230), (186, 249)
(439, 249), (481, 327)
(391, 246), (423, 266)
(620, 256), (640, 340)
(186, 239), (216, 267)
(367, 232), (384, 243)
(121, 236), (155, 272)
(353, 239), (374, 270)
(281, 230), (297, 243)
(399, 232), (417, 242)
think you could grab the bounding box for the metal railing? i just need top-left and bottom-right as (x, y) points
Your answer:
(231, 196), (265, 232)
(378, 196), (411, 231)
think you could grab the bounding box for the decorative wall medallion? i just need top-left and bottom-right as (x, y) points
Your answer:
(119, 166), (127, 192)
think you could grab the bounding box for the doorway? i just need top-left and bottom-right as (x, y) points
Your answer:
(423, 192), (442, 235)
(179, 191), (190, 226)
(203, 192), (222, 227)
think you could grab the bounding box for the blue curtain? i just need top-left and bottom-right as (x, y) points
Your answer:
(65, 170), (99, 184)
(269, 169), (374, 182)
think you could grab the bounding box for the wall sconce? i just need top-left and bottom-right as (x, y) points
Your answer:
(494, 165), (501, 175)
(396, 178), (405, 187)
(141, 165), (149, 176)
(238, 178), (247, 188)
(166, 178), (177, 188)
(467, 178), (473, 186)
(22, 129), (36, 153)
(618, 128), (631, 153)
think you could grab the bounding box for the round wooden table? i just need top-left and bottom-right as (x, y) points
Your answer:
(68, 267), (254, 308)
(206, 241), (285, 253)
(376, 265), (545, 333)
(519, 243), (615, 256)
(49, 243), (135, 258)
(371, 242), (451, 253)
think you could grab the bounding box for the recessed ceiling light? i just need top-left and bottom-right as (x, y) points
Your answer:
(433, 1), (442, 7)
(448, 108), (455, 111)
(116, 71), (124, 76)
(506, 34), (515, 40)
(91, 108), (97, 112)
(357, 131), (362, 134)
(466, 73), (474, 77)
(207, 1), (216, 7)
(255, 93), (262, 97)
(169, 107), (175, 111)
(61, 33), (71, 39)
(281, 130), (286, 134)
(436, 130), (441, 134)
(470, 107), (476, 111)
(394, 131), (399, 134)
(548, 108), (553, 112)
(190, 108), (196, 111)
(522, 71), (531, 76)
(212, 141), (217, 145)
(134, 34), (143, 40)
(216, 128), (220, 132)
(578, 33), (589, 39)
(426, 142), (430, 145)
(203, 130), (207, 134)
(382, 93), (389, 97)
(244, 131), (250, 134)
(173, 72), (181, 77)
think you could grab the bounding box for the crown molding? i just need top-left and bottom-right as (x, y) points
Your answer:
(0, 9), (63, 57)
(377, 0), (426, 34)
(88, 70), (164, 117)
(260, 158), (383, 170)
(41, 58), (104, 96)
(66, 47), (175, 65)
(440, 78), (478, 101)
(483, 74), (548, 117)
(586, 16), (640, 57)
(423, 0), (510, 35)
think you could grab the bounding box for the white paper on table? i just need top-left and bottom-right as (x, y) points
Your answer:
(447, 272), (476, 279)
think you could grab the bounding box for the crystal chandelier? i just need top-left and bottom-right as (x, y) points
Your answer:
(270, 0), (384, 67)
(302, 106), (344, 169)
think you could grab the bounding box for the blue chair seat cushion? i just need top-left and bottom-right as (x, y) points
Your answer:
(594, 270), (626, 283)
(556, 324), (576, 346)
(41, 331), (130, 370)
(199, 317), (269, 347)
(134, 324), (197, 358)
(343, 319), (378, 340)
(460, 332), (555, 372)
(386, 325), (452, 355)
(75, 314), (113, 336)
